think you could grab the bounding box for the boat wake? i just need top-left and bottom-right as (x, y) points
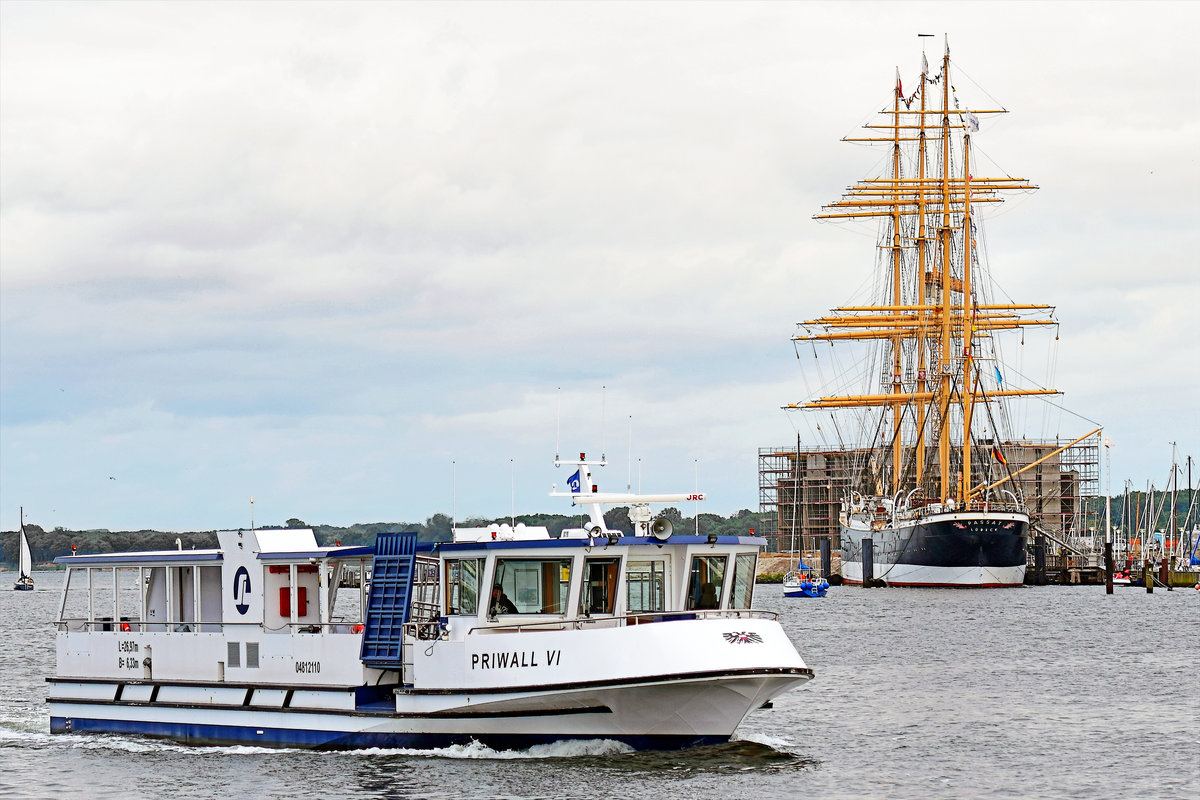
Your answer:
(332, 738), (637, 760)
(0, 724), (635, 760)
(0, 719), (814, 770)
(589, 736), (817, 775)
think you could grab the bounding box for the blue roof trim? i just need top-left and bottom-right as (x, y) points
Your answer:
(49, 535), (764, 564)
(53, 551), (223, 565)
(257, 545), (375, 560)
(435, 535), (765, 553)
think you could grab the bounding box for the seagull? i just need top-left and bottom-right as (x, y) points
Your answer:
(109, 476), (116, 480)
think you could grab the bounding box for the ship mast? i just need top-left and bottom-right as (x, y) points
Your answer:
(936, 39), (954, 502)
(788, 37), (1060, 507)
(914, 50), (931, 491)
(889, 66), (904, 493)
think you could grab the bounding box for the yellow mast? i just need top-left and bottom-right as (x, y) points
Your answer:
(890, 68), (904, 494)
(961, 125), (975, 502)
(915, 50), (930, 489)
(937, 41), (954, 501)
(791, 37), (1052, 507)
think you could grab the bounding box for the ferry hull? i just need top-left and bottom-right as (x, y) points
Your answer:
(48, 670), (811, 750)
(840, 513), (1028, 588)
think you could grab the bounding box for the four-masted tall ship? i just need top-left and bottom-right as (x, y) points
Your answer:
(789, 39), (1084, 587)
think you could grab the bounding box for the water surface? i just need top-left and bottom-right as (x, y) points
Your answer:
(2, 572), (1196, 799)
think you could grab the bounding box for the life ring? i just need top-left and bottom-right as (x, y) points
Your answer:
(352, 623), (364, 633)
(120, 622), (131, 632)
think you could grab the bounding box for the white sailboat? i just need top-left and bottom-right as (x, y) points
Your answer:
(781, 486), (828, 597)
(14, 507), (34, 591)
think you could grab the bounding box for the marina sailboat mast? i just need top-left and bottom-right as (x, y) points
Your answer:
(789, 38), (1059, 506)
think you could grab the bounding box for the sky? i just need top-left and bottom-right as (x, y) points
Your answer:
(1, 1), (1197, 533)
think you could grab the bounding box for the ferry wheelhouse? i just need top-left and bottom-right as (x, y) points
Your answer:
(48, 455), (812, 750)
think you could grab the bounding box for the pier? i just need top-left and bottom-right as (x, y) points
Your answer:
(757, 549), (1198, 588)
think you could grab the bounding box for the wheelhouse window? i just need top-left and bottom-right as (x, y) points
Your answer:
(687, 555), (727, 610)
(492, 558), (572, 615)
(729, 553), (756, 609)
(626, 560), (667, 613)
(579, 558), (620, 615)
(445, 558), (482, 615)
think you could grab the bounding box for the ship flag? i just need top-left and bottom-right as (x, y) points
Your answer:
(568, 470), (582, 493)
(995, 366), (1004, 385)
(991, 446), (1007, 466)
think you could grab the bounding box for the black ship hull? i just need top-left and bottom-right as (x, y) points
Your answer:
(841, 512), (1028, 587)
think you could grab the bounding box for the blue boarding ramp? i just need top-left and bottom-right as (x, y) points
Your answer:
(359, 532), (419, 669)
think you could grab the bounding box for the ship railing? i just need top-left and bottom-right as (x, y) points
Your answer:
(54, 617), (220, 633)
(468, 608), (778, 635)
(898, 500), (1027, 516)
(53, 618), (369, 634)
(402, 600), (445, 641)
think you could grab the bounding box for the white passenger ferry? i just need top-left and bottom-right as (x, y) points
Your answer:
(48, 454), (812, 750)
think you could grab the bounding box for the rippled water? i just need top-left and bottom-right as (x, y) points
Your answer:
(2, 571), (1196, 799)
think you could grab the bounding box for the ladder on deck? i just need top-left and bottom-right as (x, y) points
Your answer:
(359, 532), (442, 684)
(359, 532), (418, 670)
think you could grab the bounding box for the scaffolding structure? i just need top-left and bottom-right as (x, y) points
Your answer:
(758, 436), (1101, 552)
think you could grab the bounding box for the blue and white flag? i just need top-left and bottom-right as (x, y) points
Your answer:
(568, 470), (581, 493)
(994, 366), (1003, 385)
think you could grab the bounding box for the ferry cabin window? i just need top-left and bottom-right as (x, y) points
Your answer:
(60, 567), (141, 631)
(445, 558), (482, 615)
(142, 566), (202, 631)
(729, 553), (757, 609)
(330, 558), (369, 627)
(579, 558), (620, 615)
(687, 555), (727, 610)
(626, 560), (667, 613)
(493, 558), (572, 614)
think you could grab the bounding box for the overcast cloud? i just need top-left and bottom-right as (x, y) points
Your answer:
(2, 1), (1197, 532)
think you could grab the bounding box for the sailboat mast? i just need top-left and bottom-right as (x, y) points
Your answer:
(1170, 442), (1178, 554)
(937, 41), (954, 502)
(961, 130), (976, 503)
(914, 52), (931, 491)
(889, 68), (905, 495)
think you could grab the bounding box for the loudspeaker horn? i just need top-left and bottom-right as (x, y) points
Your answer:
(649, 517), (673, 541)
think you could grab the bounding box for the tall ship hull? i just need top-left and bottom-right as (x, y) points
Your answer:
(840, 508), (1028, 587)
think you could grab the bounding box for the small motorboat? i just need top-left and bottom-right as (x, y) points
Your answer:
(783, 568), (828, 598)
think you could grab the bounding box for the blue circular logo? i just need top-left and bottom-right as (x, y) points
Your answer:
(233, 566), (251, 615)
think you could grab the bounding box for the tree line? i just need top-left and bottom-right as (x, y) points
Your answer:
(2, 508), (777, 568)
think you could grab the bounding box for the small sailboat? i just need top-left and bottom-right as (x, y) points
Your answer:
(14, 508), (34, 591)
(783, 564), (828, 598)
(780, 486), (828, 598)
